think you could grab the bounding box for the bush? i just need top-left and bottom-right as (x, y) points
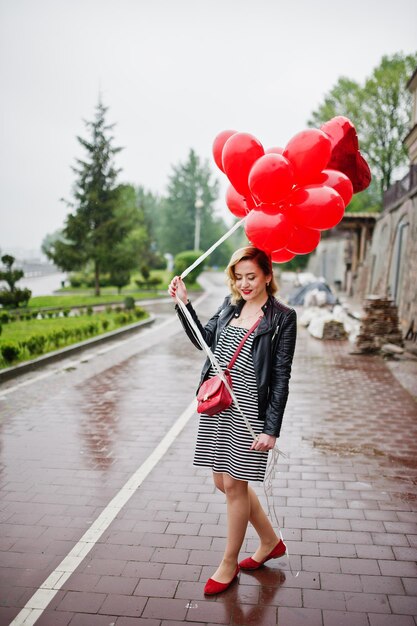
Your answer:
(149, 252), (167, 270)
(86, 322), (99, 335)
(0, 287), (32, 309)
(86, 274), (112, 288)
(105, 305), (113, 314)
(135, 275), (161, 290)
(49, 330), (64, 348)
(0, 322), (2, 336)
(134, 307), (146, 320)
(124, 296), (135, 310)
(173, 250), (205, 285)
(69, 274), (84, 288)
(141, 265), (150, 281)
(102, 319), (109, 331)
(24, 335), (47, 355)
(114, 312), (128, 325)
(87, 306), (93, 316)
(1, 342), (21, 363)
(0, 311), (10, 324)
(148, 276), (161, 288)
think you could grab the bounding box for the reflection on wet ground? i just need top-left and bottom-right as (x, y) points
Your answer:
(1, 277), (417, 624)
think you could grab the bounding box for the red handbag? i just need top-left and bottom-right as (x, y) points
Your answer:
(196, 318), (260, 416)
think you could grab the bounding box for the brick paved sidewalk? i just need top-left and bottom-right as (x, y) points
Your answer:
(1, 280), (417, 626)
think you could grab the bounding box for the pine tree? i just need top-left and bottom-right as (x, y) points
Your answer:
(46, 99), (123, 295)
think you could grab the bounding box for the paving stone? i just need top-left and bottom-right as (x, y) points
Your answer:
(142, 597), (188, 620)
(1, 290), (417, 625)
(278, 606), (323, 625)
(323, 610), (369, 625)
(367, 615), (415, 626)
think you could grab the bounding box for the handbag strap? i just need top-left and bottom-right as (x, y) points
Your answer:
(226, 317), (261, 370)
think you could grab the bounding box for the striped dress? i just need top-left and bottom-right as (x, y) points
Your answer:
(193, 323), (269, 482)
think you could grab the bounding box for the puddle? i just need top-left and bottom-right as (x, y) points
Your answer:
(308, 437), (417, 471)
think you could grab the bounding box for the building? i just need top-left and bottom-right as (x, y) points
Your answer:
(361, 68), (417, 335)
(309, 67), (417, 337)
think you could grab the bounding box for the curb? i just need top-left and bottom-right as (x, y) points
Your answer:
(0, 315), (156, 383)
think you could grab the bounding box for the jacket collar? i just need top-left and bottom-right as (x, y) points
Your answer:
(228, 295), (275, 335)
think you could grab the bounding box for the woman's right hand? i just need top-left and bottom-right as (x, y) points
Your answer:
(168, 276), (188, 304)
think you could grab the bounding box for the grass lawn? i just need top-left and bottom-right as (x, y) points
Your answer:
(0, 309), (149, 369)
(2, 313), (113, 342)
(29, 269), (201, 309)
(28, 292), (166, 309)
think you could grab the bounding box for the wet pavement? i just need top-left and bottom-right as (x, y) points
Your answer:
(0, 273), (416, 626)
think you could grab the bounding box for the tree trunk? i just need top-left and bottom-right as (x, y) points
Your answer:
(94, 261), (100, 296)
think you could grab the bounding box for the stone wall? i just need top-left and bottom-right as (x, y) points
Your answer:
(363, 194), (417, 334)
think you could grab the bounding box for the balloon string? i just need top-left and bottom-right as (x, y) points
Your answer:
(177, 209), (298, 577)
(175, 295), (259, 441)
(180, 218), (245, 280)
(175, 296), (298, 577)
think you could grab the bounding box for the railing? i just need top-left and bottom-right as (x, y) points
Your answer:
(383, 163), (417, 208)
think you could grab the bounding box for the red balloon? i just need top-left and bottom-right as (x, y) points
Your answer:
(212, 130), (237, 173)
(321, 116), (372, 193)
(245, 194), (257, 209)
(248, 153), (295, 204)
(244, 210), (292, 253)
(286, 184), (345, 230)
(271, 248), (296, 263)
(283, 129), (332, 185)
(286, 224), (321, 254)
(313, 169), (353, 206)
(265, 146), (284, 155)
(255, 201), (287, 215)
(225, 185), (251, 218)
(222, 132), (264, 198)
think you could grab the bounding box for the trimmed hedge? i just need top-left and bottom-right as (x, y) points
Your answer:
(0, 306), (148, 367)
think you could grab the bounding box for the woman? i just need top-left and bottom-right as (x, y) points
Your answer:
(168, 246), (297, 595)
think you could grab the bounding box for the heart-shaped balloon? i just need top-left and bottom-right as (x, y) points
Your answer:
(320, 116), (371, 193)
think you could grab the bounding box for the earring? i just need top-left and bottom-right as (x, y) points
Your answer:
(266, 282), (270, 287)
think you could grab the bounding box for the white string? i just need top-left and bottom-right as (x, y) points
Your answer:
(180, 218), (245, 280)
(175, 296), (259, 440)
(176, 216), (300, 576)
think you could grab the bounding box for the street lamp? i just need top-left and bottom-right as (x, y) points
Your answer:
(194, 196), (204, 250)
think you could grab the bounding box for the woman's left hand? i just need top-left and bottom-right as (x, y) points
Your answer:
(250, 433), (276, 451)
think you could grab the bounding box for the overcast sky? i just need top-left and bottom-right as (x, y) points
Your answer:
(1, 0), (416, 258)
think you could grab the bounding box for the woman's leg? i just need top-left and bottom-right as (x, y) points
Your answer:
(209, 472), (250, 583)
(247, 486), (280, 562)
(210, 473), (280, 576)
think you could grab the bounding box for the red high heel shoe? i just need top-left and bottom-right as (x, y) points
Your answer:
(204, 565), (240, 595)
(239, 539), (286, 570)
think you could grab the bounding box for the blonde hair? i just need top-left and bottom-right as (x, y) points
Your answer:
(226, 246), (278, 304)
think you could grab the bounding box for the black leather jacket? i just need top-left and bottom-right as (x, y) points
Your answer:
(176, 295), (297, 437)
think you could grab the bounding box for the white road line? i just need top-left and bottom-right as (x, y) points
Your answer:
(0, 292), (209, 399)
(10, 398), (197, 626)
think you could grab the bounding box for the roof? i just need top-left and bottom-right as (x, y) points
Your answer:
(406, 66), (417, 91)
(341, 212), (378, 220)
